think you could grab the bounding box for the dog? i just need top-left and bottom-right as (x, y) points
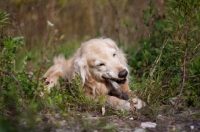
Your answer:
(43, 38), (145, 111)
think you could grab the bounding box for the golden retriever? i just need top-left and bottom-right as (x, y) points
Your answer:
(43, 38), (145, 111)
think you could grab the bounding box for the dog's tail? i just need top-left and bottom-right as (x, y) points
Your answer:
(53, 54), (66, 65)
(52, 54), (74, 79)
(43, 55), (66, 78)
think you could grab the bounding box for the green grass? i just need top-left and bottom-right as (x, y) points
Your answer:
(1, 0), (200, 131)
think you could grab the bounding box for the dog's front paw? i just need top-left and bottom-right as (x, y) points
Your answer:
(43, 77), (57, 92)
(130, 97), (146, 110)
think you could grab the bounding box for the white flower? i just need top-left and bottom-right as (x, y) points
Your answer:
(47, 20), (54, 26)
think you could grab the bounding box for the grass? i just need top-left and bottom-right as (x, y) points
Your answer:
(0, 33), (152, 131)
(1, 0), (200, 131)
(0, 31), (198, 131)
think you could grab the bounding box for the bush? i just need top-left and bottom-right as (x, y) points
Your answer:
(1, 0), (200, 130)
(0, 12), (104, 131)
(131, 0), (200, 110)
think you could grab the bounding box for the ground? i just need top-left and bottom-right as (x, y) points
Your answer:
(30, 107), (200, 132)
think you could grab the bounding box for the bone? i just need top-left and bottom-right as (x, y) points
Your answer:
(109, 80), (129, 100)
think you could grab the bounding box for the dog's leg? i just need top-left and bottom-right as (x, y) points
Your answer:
(106, 95), (146, 111)
(44, 66), (64, 92)
(106, 95), (131, 111)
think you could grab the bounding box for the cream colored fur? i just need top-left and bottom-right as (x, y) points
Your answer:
(44, 38), (145, 111)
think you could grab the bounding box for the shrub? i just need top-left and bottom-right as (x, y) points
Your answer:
(131, 0), (200, 109)
(0, 12), (106, 131)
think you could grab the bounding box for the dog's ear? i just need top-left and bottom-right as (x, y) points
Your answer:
(74, 57), (89, 85)
(118, 49), (128, 67)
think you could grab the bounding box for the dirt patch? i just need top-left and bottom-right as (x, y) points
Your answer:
(33, 109), (200, 132)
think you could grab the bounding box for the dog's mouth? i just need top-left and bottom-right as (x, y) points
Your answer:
(102, 76), (126, 84)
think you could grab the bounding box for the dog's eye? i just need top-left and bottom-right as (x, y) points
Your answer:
(113, 53), (116, 57)
(97, 63), (105, 66)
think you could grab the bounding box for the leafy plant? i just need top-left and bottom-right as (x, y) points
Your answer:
(0, 12), (107, 131)
(0, 12), (9, 29)
(132, 0), (200, 110)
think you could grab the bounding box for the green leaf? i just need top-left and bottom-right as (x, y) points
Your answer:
(98, 95), (106, 105)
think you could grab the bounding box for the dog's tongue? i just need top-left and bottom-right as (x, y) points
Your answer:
(109, 80), (129, 100)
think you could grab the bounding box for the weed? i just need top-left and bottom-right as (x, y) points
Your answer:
(1, 0), (200, 131)
(0, 12), (110, 131)
(131, 0), (200, 112)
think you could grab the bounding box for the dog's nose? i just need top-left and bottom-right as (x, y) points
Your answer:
(118, 69), (128, 78)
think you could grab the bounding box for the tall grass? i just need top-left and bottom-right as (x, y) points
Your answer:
(132, 0), (200, 113)
(1, 0), (200, 131)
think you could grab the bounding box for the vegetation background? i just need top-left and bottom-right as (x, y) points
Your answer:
(0, 0), (200, 131)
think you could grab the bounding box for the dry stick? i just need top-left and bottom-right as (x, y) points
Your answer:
(188, 43), (200, 62)
(188, 74), (200, 78)
(180, 43), (188, 95)
(174, 42), (188, 109)
(175, 26), (189, 109)
(1, 70), (28, 110)
(109, 80), (129, 100)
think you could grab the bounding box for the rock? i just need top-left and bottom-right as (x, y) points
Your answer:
(141, 122), (157, 129)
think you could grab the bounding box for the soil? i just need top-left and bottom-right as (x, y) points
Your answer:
(35, 109), (200, 132)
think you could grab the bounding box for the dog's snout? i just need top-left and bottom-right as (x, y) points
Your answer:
(118, 69), (128, 78)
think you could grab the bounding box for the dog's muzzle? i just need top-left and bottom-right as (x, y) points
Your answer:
(118, 69), (128, 78)
(102, 76), (126, 84)
(102, 69), (128, 84)
(110, 77), (126, 84)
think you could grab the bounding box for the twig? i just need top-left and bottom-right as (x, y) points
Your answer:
(175, 25), (190, 109)
(187, 83), (200, 89)
(192, 43), (200, 53)
(187, 74), (200, 78)
(188, 43), (200, 62)
(84, 115), (117, 120)
(180, 42), (188, 96)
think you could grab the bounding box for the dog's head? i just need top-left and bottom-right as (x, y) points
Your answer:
(74, 38), (129, 85)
